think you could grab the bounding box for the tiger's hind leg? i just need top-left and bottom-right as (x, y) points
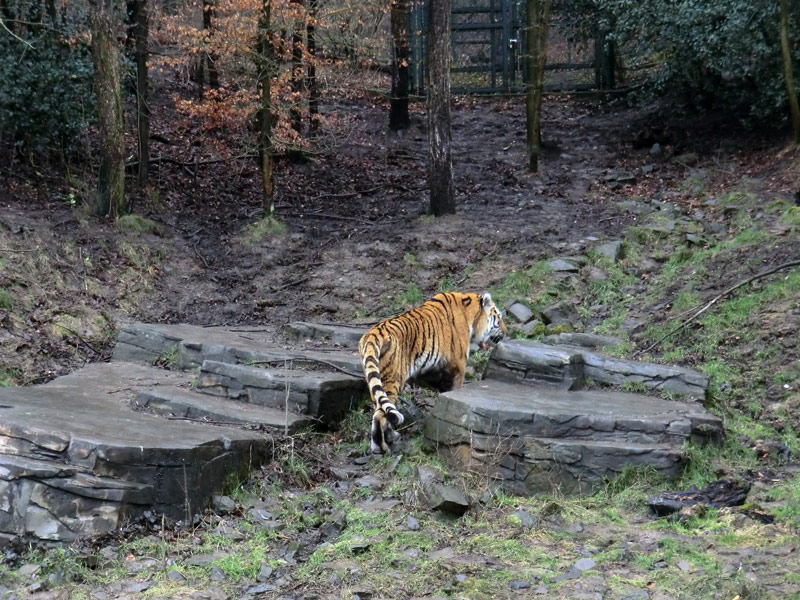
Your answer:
(371, 380), (403, 454)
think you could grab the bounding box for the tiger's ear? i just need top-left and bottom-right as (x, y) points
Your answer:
(481, 292), (494, 308)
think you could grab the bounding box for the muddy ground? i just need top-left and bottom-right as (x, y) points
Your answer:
(1, 82), (800, 599)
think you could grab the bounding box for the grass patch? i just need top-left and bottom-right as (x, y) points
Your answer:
(769, 473), (800, 528)
(395, 282), (424, 310)
(241, 215), (286, 245)
(116, 214), (160, 234)
(0, 287), (12, 310)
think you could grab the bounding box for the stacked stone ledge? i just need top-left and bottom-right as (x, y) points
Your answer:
(425, 339), (722, 495)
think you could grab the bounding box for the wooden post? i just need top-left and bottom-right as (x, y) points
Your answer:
(390, 0), (410, 131)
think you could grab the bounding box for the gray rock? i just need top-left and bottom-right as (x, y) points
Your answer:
(114, 322), (362, 373)
(424, 373), (722, 496)
(510, 510), (536, 529)
(574, 557), (596, 571)
(650, 143), (664, 159)
(417, 465), (444, 484)
(211, 495), (235, 514)
(422, 483), (469, 516)
(353, 456), (371, 465)
(519, 319), (545, 337)
(554, 567), (582, 581)
(507, 302), (534, 324)
(543, 333), (622, 349)
(677, 559), (691, 572)
(185, 553), (225, 567)
(124, 581), (155, 594)
(354, 475), (382, 489)
(547, 259), (579, 272)
(284, 322), (367, 347)
(245, 584), (276, 595)
(534, 585), (549, 594)
(595, 240), (623, 262)
(407, 516), (421, 530)
(16, 563), (40, 577)
(256, 564), (273, 582)
(197, 360), (364, 424)
(540, 301), (583, 328)
(0, 362), (270, 545)
(587, 267), (608, 282)
(167, 569), (186, 582)
(622, 592), (650, 600)
(508, 581), (531, 590)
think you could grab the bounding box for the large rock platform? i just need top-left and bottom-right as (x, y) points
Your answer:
(425, 340), (722, 494)
(0, 323), (367, 546)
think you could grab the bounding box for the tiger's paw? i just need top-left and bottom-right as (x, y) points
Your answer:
(371, 409), (400, 454)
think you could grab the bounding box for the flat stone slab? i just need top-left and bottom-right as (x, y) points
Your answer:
(0, 362), (269, 545)
(113, 322), (363, 373)
(485, 340), (709, 400)
(196, 360), (366, 423)
(424, 379), (721, 495)
(284, 322), (368, 347)
(134, 387), (311, 432)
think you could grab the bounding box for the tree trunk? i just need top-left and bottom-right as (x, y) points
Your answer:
(389, 0), (410, 131)
(89, 0), (126, 217)
(135, 0), (149, 187)
(427, 0), (455, 216)
(290, 0), (304, 135)
(257, 0), (275, 209)
(203, 0), (219, 89)
(780, 0), (800, 143)
(525, 0), (551, 173)
(307, 0), (319, 132)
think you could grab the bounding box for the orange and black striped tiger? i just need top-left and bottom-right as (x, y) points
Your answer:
(358, 292), (507, 453)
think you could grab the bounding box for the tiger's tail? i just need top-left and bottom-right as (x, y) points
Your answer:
(358, 331), (404, 453)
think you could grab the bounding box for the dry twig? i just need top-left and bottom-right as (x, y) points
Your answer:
(638, 259), (800, 355)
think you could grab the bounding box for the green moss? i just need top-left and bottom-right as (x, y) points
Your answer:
(0, 287), (12, 310)
(116, 214), (160, 234)
(241, 216), (286, 245)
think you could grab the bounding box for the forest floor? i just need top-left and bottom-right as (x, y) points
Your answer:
(1, 81), (800, 599)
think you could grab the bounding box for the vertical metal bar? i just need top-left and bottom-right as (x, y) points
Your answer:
(487, 0), (499, 89)
(502, 0), (511, 92)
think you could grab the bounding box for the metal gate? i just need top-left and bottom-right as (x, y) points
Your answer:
(408, 0), (601, 95)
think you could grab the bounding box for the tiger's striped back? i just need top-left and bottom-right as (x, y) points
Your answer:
(358, 291), (506, 453)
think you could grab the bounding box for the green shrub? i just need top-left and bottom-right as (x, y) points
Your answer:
(0, 4), (95, 153)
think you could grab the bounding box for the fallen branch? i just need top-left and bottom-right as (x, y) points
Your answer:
(638, 259), (800, 355)
(270, 276), (310, 292)
(279, 212), (377, 226)
(309, 182), (425, 201)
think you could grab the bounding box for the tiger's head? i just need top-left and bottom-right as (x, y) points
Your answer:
(472, 292), (507, 350)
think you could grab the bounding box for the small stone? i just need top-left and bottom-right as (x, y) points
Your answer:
(17, 563), (41, 577)
(540, 301), (582, 328)
(508, 581), (531, 590)
(622, 592), (650, 600)
(519, 319), (545, 337)
(354, 475), (382, 489)
(257, 564), (273, 582)
(326, 573), (342, 586)
(329, 467), (352, 480)
(569, 521), (584, 533)
(349, 538), (372, 554)
(353, 456), (370, 465)
(641, 164), (654, 173)
(574, 558), (596, 571)
(246, 584), (276, 594)
(167, 569), (186, 582)
(209, 566), (226, 582)
(547, 259), (579, 272)
(407, 516), (421, 530)
(595, 240), (623, 262)
(510, 509), (536, 529)
(211, 495), (235, 514)
(533, 585), (549, 594)
(455, 574), (467, 583)
(554, 567), (581, 582)
(91, 591), (110, 600)
(124, 581), (155, 594)
(417, 465), (443, 483)
(507, 302), (534, 324)
(587, 267), (608, 282)
(677, 560), (691, 572)
(422, 483), (469, 516)
(185, 553), (223, 567)
(673, 152), (698, 166)
(649, 143), (664, 159)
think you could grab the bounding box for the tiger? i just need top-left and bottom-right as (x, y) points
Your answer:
(358, 291), (507, 454)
